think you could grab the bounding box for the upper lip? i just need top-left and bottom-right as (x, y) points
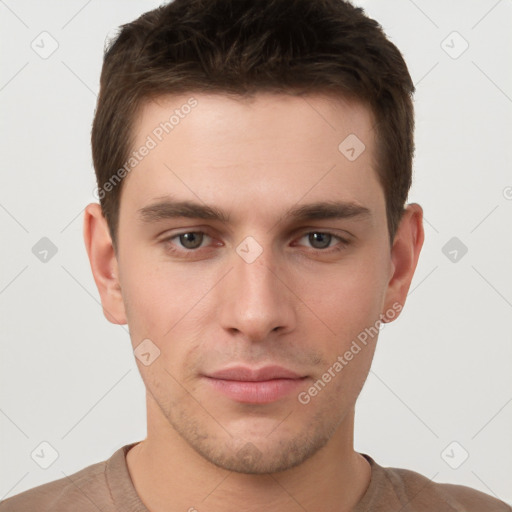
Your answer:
(205, 365), (304, 381)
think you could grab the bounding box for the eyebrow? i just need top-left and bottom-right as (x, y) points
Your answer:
(137, 196), (372, 225)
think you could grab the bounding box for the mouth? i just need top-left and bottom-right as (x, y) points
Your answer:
(202, 365), (308, 404)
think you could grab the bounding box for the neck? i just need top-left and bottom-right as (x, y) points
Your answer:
(126, 399), (371, 512)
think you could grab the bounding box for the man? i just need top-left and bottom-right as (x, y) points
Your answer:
(1, 0), (510, 510)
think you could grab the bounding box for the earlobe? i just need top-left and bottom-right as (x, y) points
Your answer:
(83, 203), (127, 325)
(382, 203), (424, 322)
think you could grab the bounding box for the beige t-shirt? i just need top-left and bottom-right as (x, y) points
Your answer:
(0, 442), (510, 511)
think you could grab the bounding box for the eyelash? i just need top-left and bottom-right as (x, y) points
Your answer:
(161, 230), (350, 259)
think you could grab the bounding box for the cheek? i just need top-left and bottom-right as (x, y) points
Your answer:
(120, 269), (164, 330)
(295, 255), (388, 340)
(119, 257), (211, 368)
(120, 248), (189, 321)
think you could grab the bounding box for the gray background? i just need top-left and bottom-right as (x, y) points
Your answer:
(1, 0), (511, 504)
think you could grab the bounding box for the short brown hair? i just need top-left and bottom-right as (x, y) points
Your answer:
(91, 0), (415, 250)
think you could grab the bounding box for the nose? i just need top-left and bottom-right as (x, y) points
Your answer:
(216, 241), (297, 342)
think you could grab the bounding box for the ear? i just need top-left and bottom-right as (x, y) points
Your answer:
(83, 203), (127, 325)
(382, 203), (424, 322)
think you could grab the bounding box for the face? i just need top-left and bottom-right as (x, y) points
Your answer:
(90, 92), (418, 474)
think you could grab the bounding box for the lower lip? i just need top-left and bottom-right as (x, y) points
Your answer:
(203, 377), (307, 404)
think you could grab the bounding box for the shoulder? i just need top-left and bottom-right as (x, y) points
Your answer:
(380, 463), (511, 511)
(357, 454), (511, 511)
(0, 459), (111, 512)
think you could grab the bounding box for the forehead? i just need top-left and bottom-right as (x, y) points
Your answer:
(133, 91), (375, 150)
(121, 92), (383, 225)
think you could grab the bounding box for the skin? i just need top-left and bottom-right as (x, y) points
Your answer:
(84, 92), (424, 512)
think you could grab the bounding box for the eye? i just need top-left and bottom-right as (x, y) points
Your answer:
(175, 232), (207, 249)
(166, 231), (212, 251)
(160, 229), (349, 260)
(295, 231), (349, 251)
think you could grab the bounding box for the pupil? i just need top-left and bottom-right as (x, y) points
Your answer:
(310, 232), (331, 249)
(180, 232), (203, 249)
